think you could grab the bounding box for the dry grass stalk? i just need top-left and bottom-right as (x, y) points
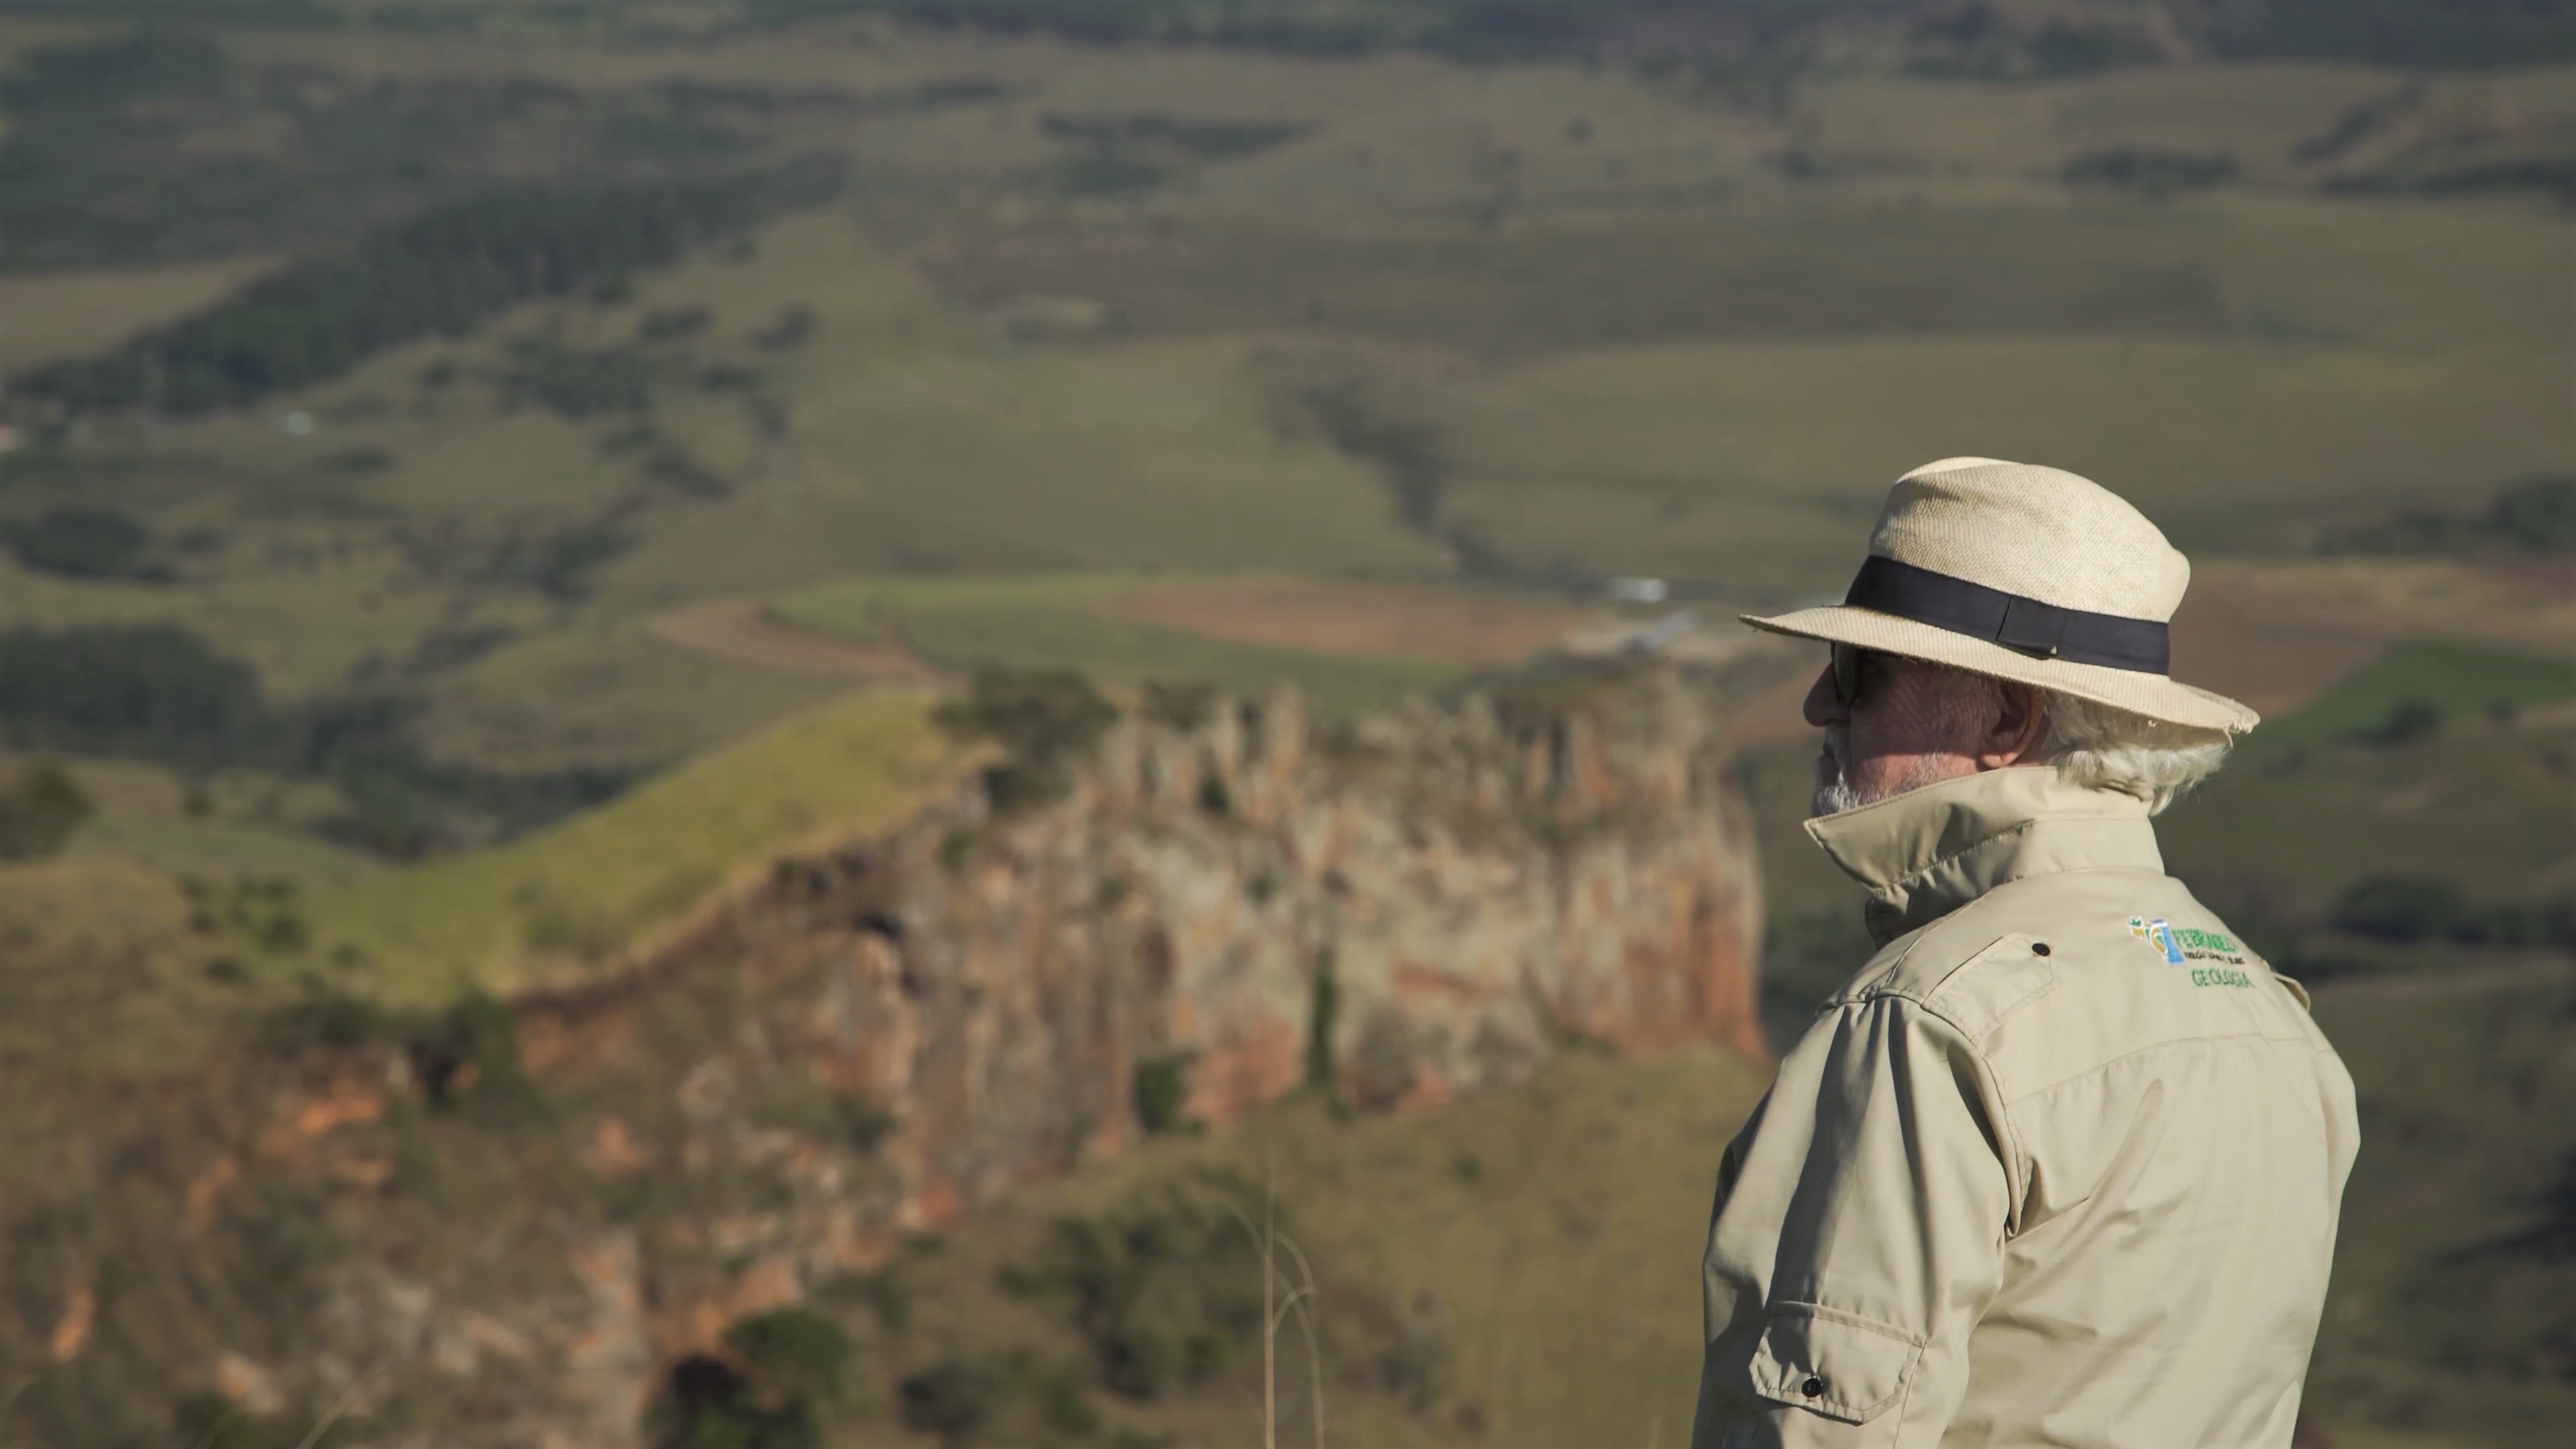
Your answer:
(1224, 1151), (1326, 1449)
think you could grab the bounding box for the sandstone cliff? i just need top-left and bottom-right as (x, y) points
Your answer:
(5, 667), (1763, 1446)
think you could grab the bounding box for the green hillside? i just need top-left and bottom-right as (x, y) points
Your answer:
(283, 686), (977, 1004)
(0, 686), (972, 1088)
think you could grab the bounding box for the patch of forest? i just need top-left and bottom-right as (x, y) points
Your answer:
(7, 156), (843, 414)
(739, 0), (2576, 68)
(0, 28), (998, 272)
(0, 620), (637, 858)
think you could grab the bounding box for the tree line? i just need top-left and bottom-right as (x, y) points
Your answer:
(7, 156), (843, 416)
(732, 1), (2575, 67)
(0, 622), (634, 856)
(2321, 476), (2576, 556)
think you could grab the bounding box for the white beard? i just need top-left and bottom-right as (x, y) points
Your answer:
(1812, 774), (1869, 819)
(1811, 724), (1859, 818)
(1811, 723), (1957, 818)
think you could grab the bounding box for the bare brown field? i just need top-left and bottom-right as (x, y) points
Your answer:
(1115, 578), (1602, 665)
(2166, 563), (2402, 723)
(643, 596), (947, 684)
(2194, 557), (2576, 659)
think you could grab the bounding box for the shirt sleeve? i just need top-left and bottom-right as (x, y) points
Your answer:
(1690, 994), (2016, 1448)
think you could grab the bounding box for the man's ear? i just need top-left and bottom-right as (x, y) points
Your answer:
(1980, 681), (2051, 769)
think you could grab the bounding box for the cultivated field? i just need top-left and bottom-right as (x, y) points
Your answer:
(1112, 576), (1595, 665)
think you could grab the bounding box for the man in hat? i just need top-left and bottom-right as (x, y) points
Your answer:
(1690, 459), (2359, 1446)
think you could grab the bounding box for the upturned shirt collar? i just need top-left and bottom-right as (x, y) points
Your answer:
(1805, 767), (2163, 945)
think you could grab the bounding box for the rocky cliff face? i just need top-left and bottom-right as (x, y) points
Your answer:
(8, 668), (1762, 1446)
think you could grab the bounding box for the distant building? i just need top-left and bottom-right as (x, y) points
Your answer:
(1625, 608), (1701, 654)
(1605, 576), (1668, 604)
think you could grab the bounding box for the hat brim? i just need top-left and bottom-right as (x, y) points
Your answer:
(1741, 605), (2259, 735)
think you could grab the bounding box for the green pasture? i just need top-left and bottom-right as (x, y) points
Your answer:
(924, 190), (2576, 357)
(2261, 640), (2576, 743)
(280, 687), (975, 1004)
(771, 572), (1467, 717)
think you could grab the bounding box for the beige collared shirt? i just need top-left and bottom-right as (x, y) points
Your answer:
(1692, 769), (2359, 1448)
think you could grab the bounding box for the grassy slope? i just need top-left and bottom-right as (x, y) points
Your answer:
(831, 1044), (1775, 1449)
(285, 686), (976, 1004)
(0, 856), (209, 1073)
(2306, 959), (2576, 1442)
(2153, 705), (2576, 913)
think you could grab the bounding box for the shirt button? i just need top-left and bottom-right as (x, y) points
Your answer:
(2031, 942), (2052, 956)
(1802, 1376), (1827, 1398)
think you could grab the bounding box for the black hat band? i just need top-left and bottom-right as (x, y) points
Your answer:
(1842, 555), (2171, 674)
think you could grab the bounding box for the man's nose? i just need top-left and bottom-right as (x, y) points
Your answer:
(1802, 662), (1845, 728)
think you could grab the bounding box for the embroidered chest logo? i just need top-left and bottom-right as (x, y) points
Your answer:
(2128, 916), (2186, 964)
(2129, 915), (2252, 981)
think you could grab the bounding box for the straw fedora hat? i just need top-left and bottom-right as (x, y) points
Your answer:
(1741, 457), (2259, 734)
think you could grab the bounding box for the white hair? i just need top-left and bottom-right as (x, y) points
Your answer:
(2041, 690), (2233, 816)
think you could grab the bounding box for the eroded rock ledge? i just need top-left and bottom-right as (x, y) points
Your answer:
(23, 667), (1764, 1445)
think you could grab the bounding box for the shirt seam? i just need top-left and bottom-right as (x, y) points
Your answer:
(1845, 991), (2033, 1226)
(1772, 1299), (1931, 1349)
(1996, 1029), (2328, 1112)
(1861, 863), (2175, 975)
